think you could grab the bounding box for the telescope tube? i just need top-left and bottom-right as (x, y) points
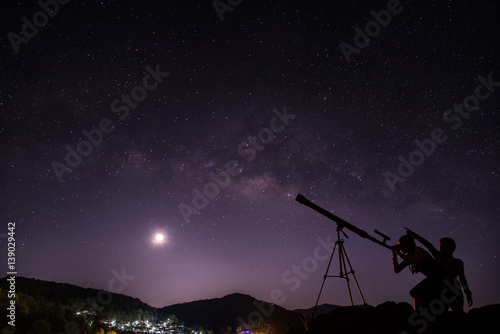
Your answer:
(296, 194), (392, 250)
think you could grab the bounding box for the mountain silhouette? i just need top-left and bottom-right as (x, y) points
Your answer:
(2, 277), (498, 334)
(157, 292), (304, 333)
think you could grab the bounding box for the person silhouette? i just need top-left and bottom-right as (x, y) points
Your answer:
(405, 228), (473, 310)
(391, 234), (448, 311)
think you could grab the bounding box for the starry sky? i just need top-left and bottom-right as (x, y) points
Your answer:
(1, 0), (499, 311)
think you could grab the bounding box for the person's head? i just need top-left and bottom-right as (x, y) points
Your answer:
(398, 235), (416, 253)
(439, 237), (456, 255)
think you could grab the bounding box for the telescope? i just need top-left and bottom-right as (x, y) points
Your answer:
(295, 194), (392, 250)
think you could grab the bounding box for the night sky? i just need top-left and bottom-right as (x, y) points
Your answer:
(1, 0), (499, 311)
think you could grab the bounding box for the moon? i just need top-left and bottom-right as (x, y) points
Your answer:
(152, 232), (167, 245)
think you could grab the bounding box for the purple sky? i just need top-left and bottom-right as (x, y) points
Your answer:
(1, 0), (499, 311)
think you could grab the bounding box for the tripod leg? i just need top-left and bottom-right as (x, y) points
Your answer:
(310, 239), (338, 321)
(339, 243), (354, 306)
(341, 243), (368, 307)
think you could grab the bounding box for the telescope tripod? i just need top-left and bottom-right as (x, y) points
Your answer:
(310, 227), (368, 320)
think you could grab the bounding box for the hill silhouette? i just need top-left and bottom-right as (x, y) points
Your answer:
(0, 276), (158, 334)
(1, 278), (305, 333)
(0, 276), (156, 319)
(2, 277), (499, 334)
(158, 292), (304, 334)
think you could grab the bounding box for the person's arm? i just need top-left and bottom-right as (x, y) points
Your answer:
(392, 248), (409, 273)
(394, 247), (430, 275)
(457, 259), (473, 306)
(406, 228), (440, 259)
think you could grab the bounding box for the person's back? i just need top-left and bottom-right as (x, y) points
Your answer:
(439, 255), (463, 279)
(411, 246), (443, 278)
(437, 237), (472, 309)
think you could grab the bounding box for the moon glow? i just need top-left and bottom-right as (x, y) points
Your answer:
(152, 232), (167, 245)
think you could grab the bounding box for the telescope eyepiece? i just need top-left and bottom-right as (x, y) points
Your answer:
(374, 229), (391, 243)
